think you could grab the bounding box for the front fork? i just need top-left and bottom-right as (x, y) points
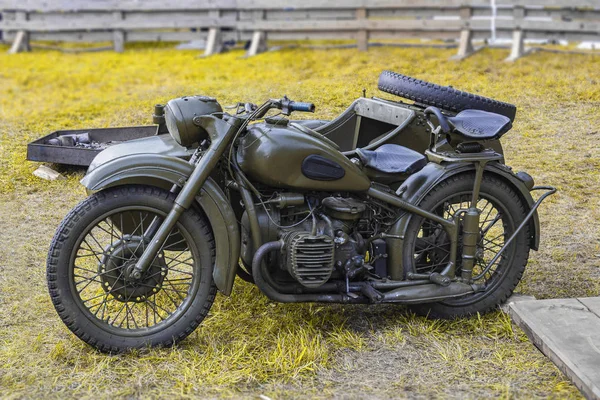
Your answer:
(128, 117), (239, 280)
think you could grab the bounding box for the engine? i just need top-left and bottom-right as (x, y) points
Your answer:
(281, 231), (334, 288)
(241, 193), (380, 288)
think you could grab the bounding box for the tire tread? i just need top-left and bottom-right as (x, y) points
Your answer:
(378, 70), (517, 122)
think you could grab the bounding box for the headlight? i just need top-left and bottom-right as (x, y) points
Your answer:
(164, 95), (222, 147)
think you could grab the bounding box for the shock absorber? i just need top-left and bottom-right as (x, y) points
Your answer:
(461, 207), (480, 282)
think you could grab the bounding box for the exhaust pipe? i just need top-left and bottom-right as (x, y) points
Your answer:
(381, 282), (480, 303)
(252, 241), (482, 304)
(251, 241), (369, 304)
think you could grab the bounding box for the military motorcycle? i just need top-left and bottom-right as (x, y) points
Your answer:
(47, 71), (555, 352)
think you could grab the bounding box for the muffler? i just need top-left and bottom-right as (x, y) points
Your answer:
(381, 282), (482, 303)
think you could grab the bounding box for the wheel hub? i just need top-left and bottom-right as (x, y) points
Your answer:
(99, 235), (167, 302)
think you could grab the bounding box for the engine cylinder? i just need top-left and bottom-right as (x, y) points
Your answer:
(322, 197), (366, 221)
(283, 231), (335, 288)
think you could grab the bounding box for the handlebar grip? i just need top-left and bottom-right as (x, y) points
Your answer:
(289, 101), (315, 113)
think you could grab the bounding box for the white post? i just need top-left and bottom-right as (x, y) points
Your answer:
(204, 28), (223, 56)
(451, 7), (477, 60)
(112, 11), (125, 53)
(8, 11), (30, 54)
(506, 29), (525, 62)
(356, 7), (368, 51)
(203, 9), (224, 57)
(246, 31), (267, 57)
(505, 6), (526, 62)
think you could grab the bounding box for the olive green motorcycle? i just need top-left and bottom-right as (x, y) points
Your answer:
(47, 71), (555, 352)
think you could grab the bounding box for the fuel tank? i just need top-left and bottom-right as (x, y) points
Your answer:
(237, 122), (370, 191)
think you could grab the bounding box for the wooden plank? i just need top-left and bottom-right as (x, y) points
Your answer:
(2, 30), (241, 43)
(126, 31), (211, 43)
(265, 9), (356, 20)
(0, 0), (492, 12)
(498, 0), (600, 7)
(260, 31), (357, 40)
(369, 30), (463, 40)
(0, 16), (237, 31)
(237, 19), (465, 32)
(487, 18), (600, 33)
(5, 31), (113, 42)
(369, 9), (462, 18)
(0, 0), (237, 12)
(235, 0), (490, 10)
(509, 298), (600, 400)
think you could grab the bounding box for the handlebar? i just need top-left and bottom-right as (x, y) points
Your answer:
(231, 96), (315, 121)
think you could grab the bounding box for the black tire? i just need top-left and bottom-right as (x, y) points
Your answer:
(378, 70), (517, 122)
(47, 185), (217, 353)
(402, 173), (530, 319)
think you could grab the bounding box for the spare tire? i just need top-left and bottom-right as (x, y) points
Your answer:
(378, 70), (517, 122)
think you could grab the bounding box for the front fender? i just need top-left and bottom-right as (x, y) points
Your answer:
(81, 153), (240, 296)
(385, 161), (541, 280)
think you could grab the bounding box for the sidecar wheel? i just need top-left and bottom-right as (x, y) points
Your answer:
(402, 174), (530, 319)
(47, 185), (216, 353)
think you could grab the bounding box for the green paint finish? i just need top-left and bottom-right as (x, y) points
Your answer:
(238, 124), (370, 192)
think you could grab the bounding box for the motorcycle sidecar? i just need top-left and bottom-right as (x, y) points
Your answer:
(28, 71), (514, 167)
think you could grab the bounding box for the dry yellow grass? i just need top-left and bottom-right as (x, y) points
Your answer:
(0, 42), (598, 399)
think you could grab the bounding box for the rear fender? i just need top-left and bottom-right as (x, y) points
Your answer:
(81, 154), (240, 295)
(386, 162), (540, 280)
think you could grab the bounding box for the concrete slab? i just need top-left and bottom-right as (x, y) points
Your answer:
(509, 297), (600, 400)
(500, 293), (536, 313)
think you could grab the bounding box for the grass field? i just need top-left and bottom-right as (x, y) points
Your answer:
(0, 42), (599, 399)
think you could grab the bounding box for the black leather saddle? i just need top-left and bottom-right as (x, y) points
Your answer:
(356, 144), (427, 175)
(448, 109), (512, 140)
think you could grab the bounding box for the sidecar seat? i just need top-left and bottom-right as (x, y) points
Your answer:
(448, 110), (512, 140)
(356, 144), (427, 183)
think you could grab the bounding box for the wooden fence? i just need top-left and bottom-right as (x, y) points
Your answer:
(0, 0), (598, 61)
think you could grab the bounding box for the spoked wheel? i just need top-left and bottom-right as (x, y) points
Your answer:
(403, 173), (531, 318)
(47, 185), (216, 352)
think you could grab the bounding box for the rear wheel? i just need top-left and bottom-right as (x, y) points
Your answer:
(47, 185), (217, 352)
(402, 173), (530, 318)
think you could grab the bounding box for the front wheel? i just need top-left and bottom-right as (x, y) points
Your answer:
(47, 185), (217, 353)
(402, 173), (531, 318)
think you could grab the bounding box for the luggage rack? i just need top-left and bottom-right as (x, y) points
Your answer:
(27, 125), (159, 167)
